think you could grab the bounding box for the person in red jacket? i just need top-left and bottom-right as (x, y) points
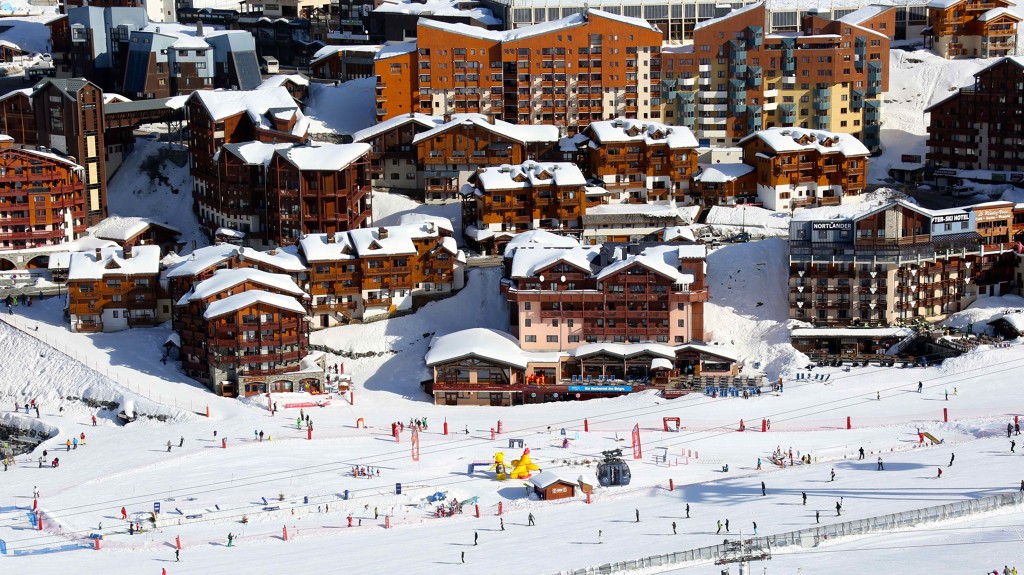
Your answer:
(121, 507), (127, 520)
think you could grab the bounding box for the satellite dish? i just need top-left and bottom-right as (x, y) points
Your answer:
(560, 275), (566, 283)
(539, 275), (545, 282)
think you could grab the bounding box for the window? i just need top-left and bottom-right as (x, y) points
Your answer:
(552, 319), (559, 327)
(568, 335), (580, 343)
(525, 335), (537, 342)
(523, 302), (531, 310)
(546, 335), (558, 343)
(524, 319), (532, 327)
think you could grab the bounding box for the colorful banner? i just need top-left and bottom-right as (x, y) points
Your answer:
(631, 423), (642, 460)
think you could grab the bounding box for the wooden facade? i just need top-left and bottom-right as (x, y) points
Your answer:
(174, 272), (313, 397)
(351, 113), (442, 194)
(925, 0), (1019, 59)
(67, 245), (164, 332)
(0, 145), (88, 251)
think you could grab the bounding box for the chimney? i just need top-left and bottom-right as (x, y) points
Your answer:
(489, 114), (496, 124)
(326, 233), (335, 244)
(94, 247), (101, 258)
(155, 26), (160, 33)
(378, 227), (389, 239)
(428, 222), (435, 234)
(123, 247), (132, 259)
(196, 20), (204, 37)
(443, 113), (451, 122)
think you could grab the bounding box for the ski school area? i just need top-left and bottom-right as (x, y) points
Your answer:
(0, 308), (1023, 575)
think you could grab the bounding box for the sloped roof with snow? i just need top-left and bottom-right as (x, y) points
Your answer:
(190, 87), (307, 137)
(474, 161), (586, 192)
(425, 328), (562, 368)
(990, 312), (1024, 332)
(88, 216), (181, 242)
(349, 226), (418, 257)
(503, 230), (581, 257)
(298, 232), (357, 262)
(68, 245), (162, 281)
(375, 0), (500, 25)
(351, 113), (445, 143)
(837, 5), (891, 24)
(374, 41), (417, 61)
(595, 244), (694, 284)
(412, 113), (558, 145)
(663, 226), (697, 243)
(739, 127), (870, 157)
(312, 44), (382, 65)
(694, 163), (755, 183)
(510, 246), (601, 279)
(528, 470), (574, 489)
(164, 244), (307, 278)
(587, 119), (698, 149)
(258, 74), (310, 90)
(419, 8), (658, 42)
(573, 341), (677, 359)
(978, 6), (1021, 20)
(694, 1), (764, 30)
(276, 143), (371, 171)
(218, 141), (294, 166)
(203, 289), (306, 319)
(181, 268), (304, 305)
(398, 213), (455, 234)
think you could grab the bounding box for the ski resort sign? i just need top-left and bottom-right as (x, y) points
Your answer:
(568, 385), (632, 393)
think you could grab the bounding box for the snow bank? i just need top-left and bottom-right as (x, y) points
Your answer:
(941, 294), (1024, 333)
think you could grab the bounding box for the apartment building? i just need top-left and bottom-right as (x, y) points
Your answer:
(660, 3), (888, 150)
(787, 200), (994, 330)
(502, 241), (708, 350)
(351, 112), (444, 194)
(346, 217), (465, 318)
(31, 79), (108, 225)
(370, 0), (501, 42)
(481, 0), (929, 43)
(64, 6), (148, 92)
(926, 56), (1024, 173)
(298, 214), (465, 327)
(925, 0), (1019, 59)
(121, 24), (262, 99)
(462, 161), (588, 251)
(66, 244), (165, 332)
(0, 141), (89, 251)
(739, 127), (870, 210)
(583, 118), (699, 202)
(173, 267), (317, 397)
(209, 141), (373, 246)
(310, 45), (379, 82)
(374, 9), (664, 126)
(411, 113), (559, 202)
(185, 87), (310, 238)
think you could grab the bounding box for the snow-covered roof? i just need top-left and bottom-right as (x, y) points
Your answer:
(676, 342), (738, 361)
(990, 312), (1024, 332)
(474, 161), (586, 192)
(87, 216), (181, 242)
(374, 41), (417, 61)
(585, 202), (681, 219)
(349, 226), (418, 257)
(677, 244), (708, 260)
(574, 341), (677, 359)
(47, 237), (118, 270)
(180, 267), (304, 305)
(586, 118), (698, 149)
(694, 163), (755, 183)
(164, 244), (307, 278)
(203, 289), (306, 319)
(67, 245), (162, 281)
(978, 6), (1020, 20)
(927, 0), (963, 8)
(311, 44), (382, 65)
(418, 7), (658, 43)
(412, 113), (559, 145)
(510, 245), (601, 278)
(374, 0), (500, 25)
(164, 332), (181, 347)
(298, 232), (357, 262)
(258, 74), (310, 90)
(351, 113), (444, 143)
(651, 357), (673, 370)
(503, 230), (580, 255)
(791, 327), (915, 338)
(190, 87), (307, 137)
(397, 213), (455, 234)
(529, 470), (574, 489)
(663, 226), (696, 243)
(739, 127), (870, 157)
(425, 328), (562, 368)
(837, 4), (891, 24)
(215, 227), (246, 239)
(276, 143), (371, 171)
(694, 1), (763, 31)
(595, 245), (695, 284)
(218, 141), (294, 166)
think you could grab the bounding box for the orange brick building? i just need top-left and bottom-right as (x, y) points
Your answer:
(0, 140), (89, 251)
(374, 9), (664, 127)
(66, 244), (164, 332)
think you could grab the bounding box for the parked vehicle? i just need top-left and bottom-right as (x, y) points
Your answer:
(259, 55), (279, 74)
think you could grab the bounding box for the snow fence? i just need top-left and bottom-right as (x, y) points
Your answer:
(550, 491), (1023, 574)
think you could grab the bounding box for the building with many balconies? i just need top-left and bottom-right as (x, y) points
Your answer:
(924, 0), (1019, 58)
(67, 244), (166, 332)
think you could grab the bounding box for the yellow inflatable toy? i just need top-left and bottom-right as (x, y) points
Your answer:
(489, 452), (509, 481)
(509, 448), (540, 479)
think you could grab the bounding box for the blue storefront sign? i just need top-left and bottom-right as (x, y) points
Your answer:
(568, 385), (632, 393)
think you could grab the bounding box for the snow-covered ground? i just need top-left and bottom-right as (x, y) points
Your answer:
(105, 139), (207, 254)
